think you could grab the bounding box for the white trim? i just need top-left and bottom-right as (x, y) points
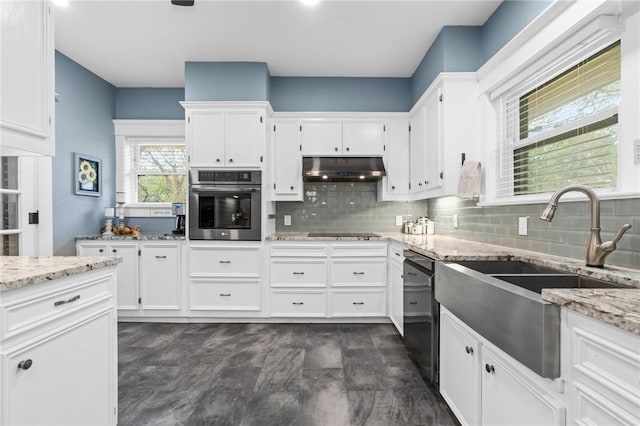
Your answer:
(0, 229), (21, 235)
(180, 101), (273, 115)
(479, 191), (640, 207)
(271, 111), (409, 119)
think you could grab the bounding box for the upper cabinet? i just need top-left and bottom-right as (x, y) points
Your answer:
(271, 120), (303, 201)
(378, 119), (410, 201)
(183, 103), (269, 168)
(1, 0), (55, 156)
(300, 119), (385, 157)
(410, 73), (478, 200)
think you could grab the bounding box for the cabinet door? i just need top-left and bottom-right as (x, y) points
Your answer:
(481, 347), (565, 426)
(440, 309), (481, 426)
(3, 310), (116, 425)
(424, 87), (443, 191)
(76, 243), (109, 257)
(410, 105), (427, 196)
(300, 120), (342, 156)
(225, 111), (263, 167)
(389, 259), (404, 336)
(272, 121), (303, 200)
(342, 121), (384, 156)
(139, 243), (181, 311)
(187, 110), (225, 167)
(1, 0), (53, 155)
(108, 243), (139, 312)
(381, 119), (410, 199)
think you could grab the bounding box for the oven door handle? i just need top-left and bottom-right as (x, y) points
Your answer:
(190, 186), (260, 193)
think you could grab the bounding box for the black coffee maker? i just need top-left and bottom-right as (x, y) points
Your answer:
(172, 202), (186, 235)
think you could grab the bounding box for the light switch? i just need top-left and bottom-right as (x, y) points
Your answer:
(284, 215), (292, 226)
(395, 216), (403, 226)
(453, 214), (458, 229)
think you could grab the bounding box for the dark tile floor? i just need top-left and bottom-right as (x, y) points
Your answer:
(118, 322), (458, 426)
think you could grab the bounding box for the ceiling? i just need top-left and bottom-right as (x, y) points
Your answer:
(55, 0), (502, 88)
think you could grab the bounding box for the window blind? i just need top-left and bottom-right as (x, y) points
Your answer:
(498, 41), (620, 197)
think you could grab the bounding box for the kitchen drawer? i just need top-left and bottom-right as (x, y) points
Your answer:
(328, 288), (386, 317)
(189, 245), (261, 277)
(189, 279), (260, 311)
(270, 289), (326, 317)
(403, 287), (432, 316)
(270, 243), (328, 258)
(330, 242), (388, 257)
(270, 258), (327, 288)
(389, 243), (406, 263)
(330, 258), (386, 287)
(2, 273), (114, 340)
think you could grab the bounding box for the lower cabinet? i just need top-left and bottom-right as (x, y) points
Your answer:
(440, 307), (565, 426)
(1, 268), (117, 426)
(76, 239), (184, 318)
(270, 289), (327, 318)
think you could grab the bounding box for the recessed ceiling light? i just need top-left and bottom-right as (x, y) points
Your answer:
(300, 0), (320, 6)
(359, 175), (365, 180)
(322, 175), (328, 180)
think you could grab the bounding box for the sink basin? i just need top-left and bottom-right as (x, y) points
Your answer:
(435, 261), (627, 379)
(494, 274), (626, 294)
(455, 260), (563, 275)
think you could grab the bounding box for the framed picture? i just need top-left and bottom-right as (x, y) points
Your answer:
(74, 153), (102, 197)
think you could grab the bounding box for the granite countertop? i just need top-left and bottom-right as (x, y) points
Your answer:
(267, 232), (640, 335)
(76, 234), (186, 241)
(0, 256), (122, 292)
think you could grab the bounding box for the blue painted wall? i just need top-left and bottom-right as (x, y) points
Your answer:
(53, 51), (116, 255)
(481, 0), (553, 64)
(270, 77), (411, 112)
(185, 62), (271, 101)
(115, 88), (184, 119)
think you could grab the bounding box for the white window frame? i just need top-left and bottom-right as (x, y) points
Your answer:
(113, 120), (185, 218)
(477, 4), (640, 206)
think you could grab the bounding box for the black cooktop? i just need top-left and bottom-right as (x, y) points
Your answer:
(307, 232), (381, 238)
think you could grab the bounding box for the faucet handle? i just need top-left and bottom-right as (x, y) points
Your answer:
(601, 224), (632, 253)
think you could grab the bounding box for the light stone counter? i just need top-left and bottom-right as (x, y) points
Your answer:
(76, 234), (185, 241)
(267, 232), (640, 334)
(0, 256), (121, 292)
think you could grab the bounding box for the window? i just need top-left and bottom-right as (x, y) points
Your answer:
(0, 157), (20, 255)
(130, 143), (186, 203)
(499, 41), (621, 198)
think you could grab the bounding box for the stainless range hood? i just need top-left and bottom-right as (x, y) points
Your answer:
(302, 157), (386, 182)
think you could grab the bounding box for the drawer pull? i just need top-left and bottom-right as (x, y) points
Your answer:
(292, 302), (304, 305)
(409, 301), (418, 305)
(485, 364), (495, 374)
(54, 295), (80, 307)
(155, 255), (167, 259)
(465, 346), (474, 354)
(292, 272), (305, 275)
(407, 272), (417, 276)
(219, 260), (231, 264)
(353, 272), (365, 275)
(98, 249), (104, 253)
(353, 302), (364, 305)
(220, 293), (231, 297)
(395, 252), (400, 256)
(17, 359), (33, 370)
(112, 249), (118, 253)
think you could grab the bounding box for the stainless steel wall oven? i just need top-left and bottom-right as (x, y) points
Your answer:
(189, 169), (261, 241)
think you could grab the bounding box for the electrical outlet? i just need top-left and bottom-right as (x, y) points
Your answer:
(395, 215), (403, 226)
(518, 216), (528, 236)
(453, 214), (458, 229)
(634, 139), (640, 165)
(284, 215), (292, 226)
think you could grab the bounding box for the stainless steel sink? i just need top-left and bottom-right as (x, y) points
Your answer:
(435, 261), (627, 379)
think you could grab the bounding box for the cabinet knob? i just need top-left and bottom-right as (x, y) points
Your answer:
(485, 364), (495, 373)
(346, 147), (350, 152)
(391, 186), (396, 190)
(229, 158), (233, 163)
(353, 272), (365, 275)
(409, 301), (418, 305)
(18, 359), (33, 370)
(216, 158), (221, 163)
(219, 260), (231, 264)
(290, 186), (294, 190)
(424, 180), (428, 185)
(418, 182), (422, 186)
(465, 346), (474, 354)
(220, 293), (231, 297)
(292, 302), (304, 305)
(99, 249), (104, 253)
(112, 249), (117, 253)
(334, 147), (339, 152)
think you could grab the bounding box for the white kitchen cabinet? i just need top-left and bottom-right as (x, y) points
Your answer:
(440, 307), (565, 426)
(564, 309), (640, 425)
(378, 119), (410, 201)
(272, 120), (303, 201)
(1, 0), (55, 156)
(300, 120), (342, 156)
(183, 103), (268, 168)
(188, 242), (262, 315)
(328, 287), (386, 317)
(410, 73), (478, 200)
(300, 119), (385, 156)
(76, 241), (139, 312)
(76, 240), (184, 318)
(0, 268), (117, 426)
(139, 242), (181, 311)
(388, 242), (405, 335)
(270, 289), (327, 318)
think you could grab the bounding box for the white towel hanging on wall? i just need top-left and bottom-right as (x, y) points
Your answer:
(457, 161), (482, 199)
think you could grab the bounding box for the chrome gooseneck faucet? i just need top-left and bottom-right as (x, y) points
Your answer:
(539, 184), (632, 268)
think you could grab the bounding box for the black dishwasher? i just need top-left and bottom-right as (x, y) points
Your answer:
(403, 250), (439, 386)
